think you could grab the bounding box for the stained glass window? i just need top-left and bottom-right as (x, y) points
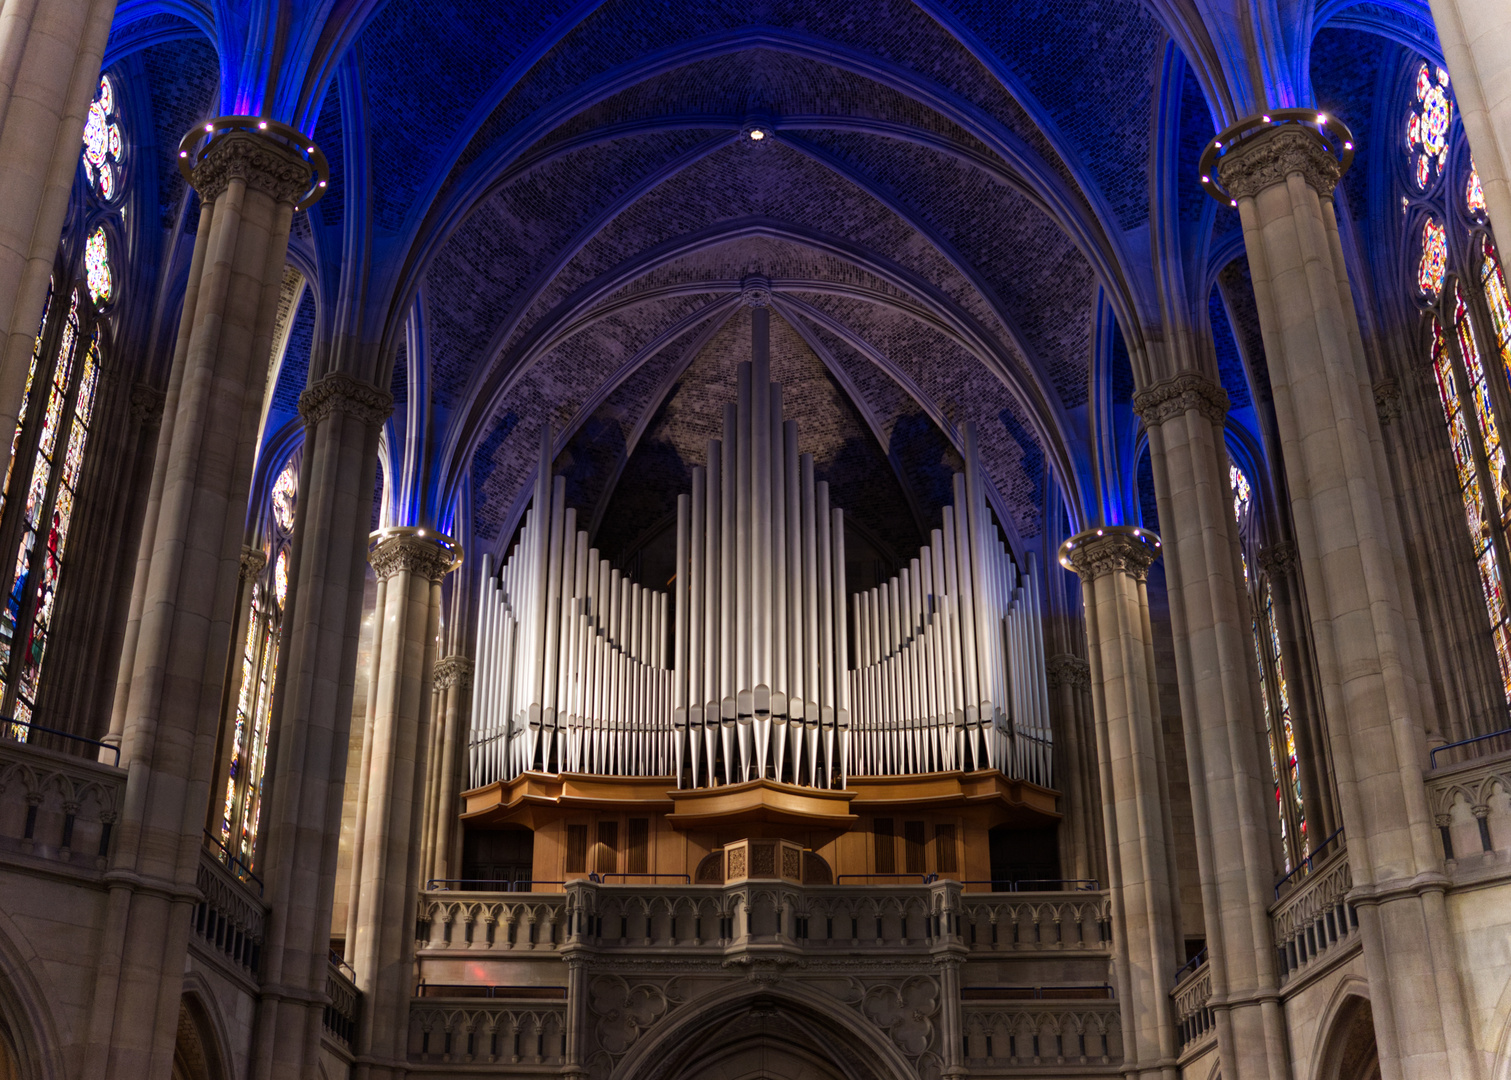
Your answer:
(84, 228), (111, 306)
(1254, 618), (1291, 871)
(272, 461), (297, 531)
(1431, 317), (1511, 700)
(1265, 584), (1305, 843)
(274, 550), (289, 607)
(1230, 463), (1252, 525)
(81, 76), (123, 201)
(1420, 217), (1448, 297)
(1468, 161), (1487, 218)
(1481, 238), (1511, 383)
(1407, 62), (1453, 190)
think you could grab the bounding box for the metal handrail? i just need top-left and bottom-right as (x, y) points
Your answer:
(1273, 827), (1344, 899)
(958, 878), (1101, 892)
(834, 873), (938, 884)
(423, 879), (566, 891)
(0, 717), (120, 766)
(416, 982), (567, 1000)
(202, 830), (265, 895)
(961, 984), (1116, 1000)
(1173, 947), (1208, 985)
(328, 950), (356, 980)
(1429, 725), (1511, 769)
(589, 872), (692, 884)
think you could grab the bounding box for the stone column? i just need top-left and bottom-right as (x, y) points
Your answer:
(1135, 370), (1291, 1080)
(349, 529), (457, 1078)
(1217, 121), (1480, 1080)
(1060, 528), (1181, 1080)
(1045, 652), (1101, 883)
(1427, 0), (1511, 240)
(247, 373), (391, 1080)
(0, 0), (115, 459)
(422, 655), (474, 884)
(78, 124), (317, 1080)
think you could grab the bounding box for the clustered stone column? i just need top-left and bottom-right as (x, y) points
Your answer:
(1061, 528), (1181, 1080)
(422, 654), (474, 884)
(79, 125), (315, 1079)
(1219, 121), (1480, 1080)
(348, 529), (458, 1078)
(1045, 652), (1101, 883)
(1134, 370), (1290, 1080)
(248, 372), (391, 1080)
(0, 0), (114, 460)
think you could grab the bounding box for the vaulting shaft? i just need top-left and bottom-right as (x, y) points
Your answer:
(82, 125), (312, 1080)
(1220, 121), (1479, 1080)
(1063, 529), (1181, 1080)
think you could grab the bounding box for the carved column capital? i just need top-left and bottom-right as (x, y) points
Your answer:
(130, 383), (166, 428)
(1217, 125), (1342, 200)
(299, 372), (394, 429)
(1059, 527), (1162, 584)
(1046, 653), (1091, 690)
(433, 655), (474, 691)
(1374, 378), (1403, 425)
(1132, 371), (1230, 428)
(190, 128), (314, 206)
(740, 275), (772, 307)
(369, 531), (458, 583)
(1258, 540), (1299, 580)
(239, 546), (268, 581)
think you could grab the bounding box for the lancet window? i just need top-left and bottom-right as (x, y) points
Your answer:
(1402, 56), (1511, 705)
(218, 456), (298, 872)
(1229, 461), (1305, 869)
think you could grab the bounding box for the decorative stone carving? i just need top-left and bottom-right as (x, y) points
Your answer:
(1217, 125), (1342, 200)
(1062, 533), (1159, 584)
(1131, 371), (1229, 428)
(587, 974), (678, 1055)
(433, 655), (474, 691)
(1046, 654), (1091, 691)
(1374, 378), (1403, 425)
(239, 546), (267, 581)
(299, 372), (394, 429)
(1258, 540), (1299, 581)
(190, 129), (314, 205)
(862, 975), (940, 1056)
(130, 383), (166, 428)
(369, 533), (456, 583)
(740, 275), (772, 307)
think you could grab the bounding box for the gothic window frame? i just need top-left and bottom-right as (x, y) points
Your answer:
(1400, 54), (1511, 710)
(1226, 454), (1307, 871)
(216, 450), (300, 875)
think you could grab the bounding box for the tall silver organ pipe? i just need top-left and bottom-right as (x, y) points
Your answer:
(469, 314), (1053, 791)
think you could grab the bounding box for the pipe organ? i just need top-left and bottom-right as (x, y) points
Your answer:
(469, 310), (1053, 792)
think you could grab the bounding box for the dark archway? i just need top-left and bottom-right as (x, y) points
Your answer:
(610, 984), (917, 1080)
(1317, 995), (1381, 1080)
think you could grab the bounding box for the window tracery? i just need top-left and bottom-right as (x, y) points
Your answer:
(1407, 62), (1452, 190)
(84, 228), (111, 306)
(1401, 56), (1511, 704)
(218, 456), (298, 870)
(81, 76), (123, 201)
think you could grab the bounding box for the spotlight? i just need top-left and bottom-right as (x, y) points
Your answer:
(258, 121), (268, 129)
(749, 129), (765, 141)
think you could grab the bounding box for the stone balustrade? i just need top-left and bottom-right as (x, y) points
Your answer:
(0, 735), (122, 870)
(416, 882), (1114, 956)
(962, 1002), (1122, 1069)
(1428, 748), (1511, 863)
(1270, 848), (1355, 982)
(324, 957), (360, 1047)
(408, 998), (567, 1066)
(193, 847), (267, 979)
(959, 892), (1112, 952)
(1171, 959), (1214, 1055)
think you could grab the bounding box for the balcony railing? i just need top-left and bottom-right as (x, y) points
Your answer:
(1171, 958), (1214, 1055)
(409, 997), (566, 1066)
(416, 879), (1112, 959)
(1271, 845), (1355, 982)
(323, 956), (359, 1047)
(0, 733), (122, 870)
(963, 1001), (1122, 1067)
(193, 848), (267, 980)
(1428, 743), (1511, 860)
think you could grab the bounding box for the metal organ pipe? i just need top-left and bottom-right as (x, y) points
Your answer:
(465, 334), (1053, 793)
